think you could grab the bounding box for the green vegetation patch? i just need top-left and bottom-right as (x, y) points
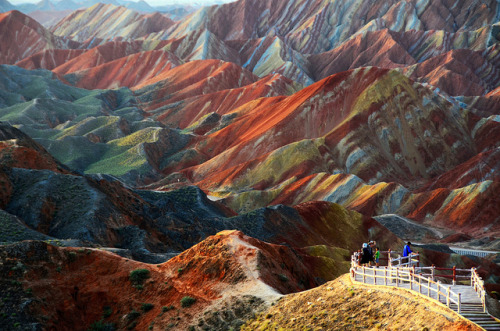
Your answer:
(129, 269), (150, 287)
(141, 303), (154, 312)
(180, 296), (196, 308)
(55, 116), (121, 140)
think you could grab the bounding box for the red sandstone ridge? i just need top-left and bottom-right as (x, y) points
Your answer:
(419, 148), (500, 191)
(50, 40), (171, 75)
(15, 49), (86, 71)
(133, 59), (259, 112)
(144, 74), (298, 134)
(65, 50), (182, 90)
(13, 231), (324, 330)
(178, 67), (479, 191)
(0, 10), (79, 64)
(309, 29), (418, 80)
(406, 47), (500, 96)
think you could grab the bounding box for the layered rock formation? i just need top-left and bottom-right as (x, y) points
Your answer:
(0, 2), (499, 327)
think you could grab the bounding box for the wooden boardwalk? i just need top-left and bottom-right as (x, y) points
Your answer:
(351, 266), (500, 330)
(353, 267), (481, 303)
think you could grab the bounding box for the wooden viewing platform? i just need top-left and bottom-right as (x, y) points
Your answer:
(350, 252), (500, 330)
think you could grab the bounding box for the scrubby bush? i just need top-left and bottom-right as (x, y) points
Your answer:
(141, 303), (154, 312)
(162, 305), (174, 312)
(129, 269), (150, 286)
(127, 310), (141, 321)
(181, 296), (196, 308)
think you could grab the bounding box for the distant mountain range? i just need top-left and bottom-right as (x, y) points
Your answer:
(0, 0), (15, 12)
(1, 0), (222, 14)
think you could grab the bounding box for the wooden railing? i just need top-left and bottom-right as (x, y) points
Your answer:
(388, 251), (420, 268)
(350, 265), (463, 313)
(350, 252), (488, 313)
(418, 265), (471, 285)
(471, 267), (486, 313)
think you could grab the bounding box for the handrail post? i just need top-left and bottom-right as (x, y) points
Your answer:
(362, 266), (366, 283)
(384, 267), (388, 286)
(398, 254), (401, 267)
(410, 268), (413, 291)
(482, 287), (486, 313)
(373, 268), (377, 285)
(427, 277), (430, 297)
(452, 266), (456, 286)
(446, 286), (450, 307)
(437, 281), (441, 302)
(388, 249), (391, 268)
(418, 275), (421, 294)
(396, 268), (399, 287)
(431, 265), (435, 282)
(470, 268), (474, 287)
(458, 293), (461, 314)
(417, 253), (420, 267)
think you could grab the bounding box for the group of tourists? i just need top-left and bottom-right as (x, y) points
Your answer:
(357, 241), (380, 267)
(356, 241), (413, 267)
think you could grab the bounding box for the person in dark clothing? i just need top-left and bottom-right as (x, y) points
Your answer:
(361, 243), (372, 265)
(368, 241), (376, 265)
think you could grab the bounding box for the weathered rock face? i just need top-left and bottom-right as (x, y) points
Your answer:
(7, 0), (498, 93)
(50, 40), (171, 75)
(50, 3), (174, 43)
(0, 10), (79, 64)
(62, 50), (182, 90)
(15, 48), (86, 70)
(133, 59), (259, 110)
(184, 68), (478, 188)
(168, 0), (498, 52)
(2, 52), (499, 241)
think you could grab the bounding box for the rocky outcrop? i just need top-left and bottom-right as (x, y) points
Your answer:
(0, 10), (79, 64)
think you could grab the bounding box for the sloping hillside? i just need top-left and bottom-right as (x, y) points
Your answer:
(243, 274), (480, 331)
(0, 231), (324, 330)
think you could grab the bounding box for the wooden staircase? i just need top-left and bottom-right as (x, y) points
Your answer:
(449, 303), (500, 331)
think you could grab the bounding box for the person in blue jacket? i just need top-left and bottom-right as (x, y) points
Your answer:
(403, 242), (412, 257)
